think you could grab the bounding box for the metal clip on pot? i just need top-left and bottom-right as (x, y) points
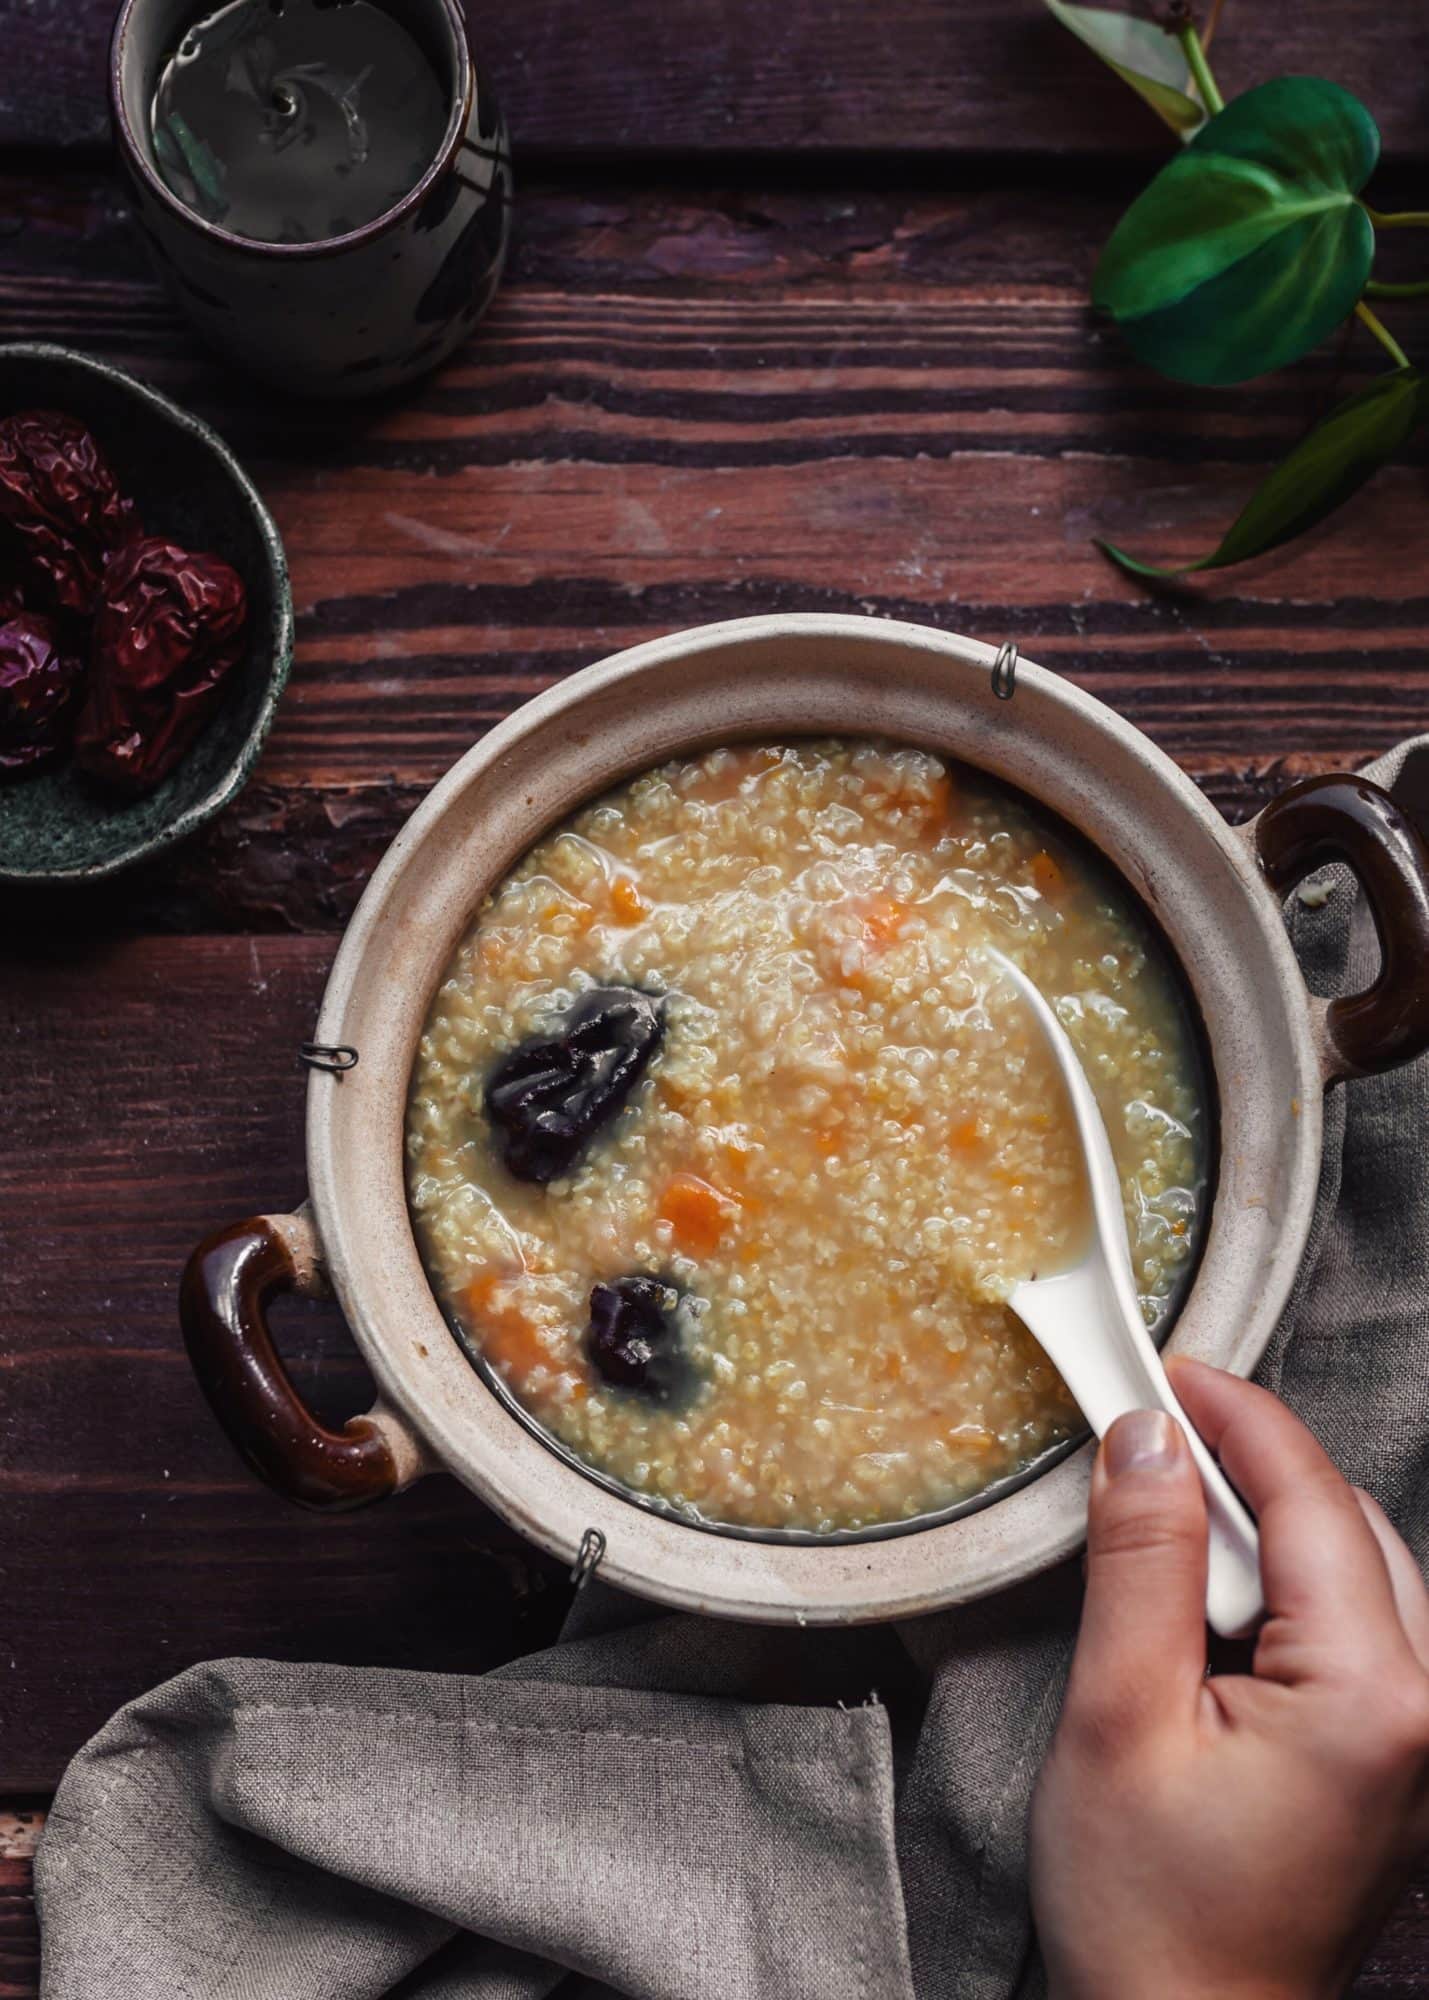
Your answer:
(990, 641), (1018, 700)
(299, 1042), (359, 1074)
(571, 1527), (607, 1592)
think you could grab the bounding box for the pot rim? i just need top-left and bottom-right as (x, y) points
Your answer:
(305, 613), (1324, 1622)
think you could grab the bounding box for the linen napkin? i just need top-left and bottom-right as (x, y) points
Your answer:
(36, 738), (1429, 2000)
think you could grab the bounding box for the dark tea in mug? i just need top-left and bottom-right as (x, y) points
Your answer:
(150, 0), (450, 245)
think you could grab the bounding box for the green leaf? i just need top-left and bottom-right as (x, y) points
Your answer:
(1042, 1), (1203, 137)
(1092, 77), (1380, 385)
(1098, 366), (1426, 576)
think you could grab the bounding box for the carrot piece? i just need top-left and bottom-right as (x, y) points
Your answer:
(857, 894), (910, 946)
(813, 1127), (842, 1157)
(463, 1273), (550, 1386)
(1030, 849), (1066, 898)
(658, 1172), (739, 1256)
(721, 1136), (755, 1182)
(950, 1425), (998, 1454)
(872, 1349), (904, 1382)
(610, 876), (648, 924)
(536, 892), (594, 934)
(463, 1273), (502, 1312)
(949, 1118), (982, 1153)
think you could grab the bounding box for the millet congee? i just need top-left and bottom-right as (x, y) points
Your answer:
(406, 739), (1206, 1534)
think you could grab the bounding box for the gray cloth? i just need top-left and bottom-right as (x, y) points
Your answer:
(37, 741), (1429, 2000)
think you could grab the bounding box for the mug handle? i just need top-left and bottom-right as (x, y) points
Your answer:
(1252, 772), (1429, 1083)
(179, 1205), (426, 1509)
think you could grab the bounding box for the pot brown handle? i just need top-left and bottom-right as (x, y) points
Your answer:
(180, 1206), (422, 1509)
(1254, 773), (1429, 1082)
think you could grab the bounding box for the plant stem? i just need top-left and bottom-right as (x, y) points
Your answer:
(1176, 25), (1224, 116)
(1363, 208), (1429, 230)
(1200, 0), (1226, 51)
(1365, 278), (1429, 300)
(1355, 300), (1411, 369)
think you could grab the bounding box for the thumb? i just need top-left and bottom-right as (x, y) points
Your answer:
(1066, 1410), (1209, 1739)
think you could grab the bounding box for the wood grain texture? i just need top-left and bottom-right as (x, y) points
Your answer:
(1, 171), (1427, 934)
(0, 1861), (41, 2000)
(0, 1818), (41, 2000)
(5, 0), (1429, 158)
(0, 935), (567, 1791)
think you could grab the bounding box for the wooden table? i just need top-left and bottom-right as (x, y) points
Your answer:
(4, 3), (1429, 1992)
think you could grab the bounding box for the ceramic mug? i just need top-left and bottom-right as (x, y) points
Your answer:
(109, 0), (512, 397)
(179, 615), (1429, 1626)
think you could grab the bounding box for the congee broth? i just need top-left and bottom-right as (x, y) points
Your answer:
(406, 739), (1207, 1534)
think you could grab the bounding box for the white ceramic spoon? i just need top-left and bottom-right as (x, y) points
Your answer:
(985, 947), (1264, 1640)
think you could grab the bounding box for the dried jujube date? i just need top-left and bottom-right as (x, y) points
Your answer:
(484, 985), (665, 1183)
(586, 1274), (692, 1401)
(0, 409), (139, 616)
(0, 613), (86, 773)
(75, 535), (247, 796)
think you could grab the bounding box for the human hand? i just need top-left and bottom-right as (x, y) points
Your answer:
(1030, 1359), (1429, 2000)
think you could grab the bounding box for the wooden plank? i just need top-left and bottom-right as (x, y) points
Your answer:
(2, 172), (1427, 935)
(0, 1820), (41, 1863)
(0, 1813), (41, 1998)
(0, 1860), (40, 2000)
(4, 0), (1429, 159)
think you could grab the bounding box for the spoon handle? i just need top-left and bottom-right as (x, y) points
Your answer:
(988, 947), (1264, 1637)
(1169, 1388), (1266, 1641)
(1013, 1268), (1264, 1637)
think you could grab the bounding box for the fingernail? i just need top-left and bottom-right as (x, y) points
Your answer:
(1104, 1410), (1179, 1479)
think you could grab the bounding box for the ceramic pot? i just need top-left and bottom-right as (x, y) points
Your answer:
(109, 0), (511, 398)
(180, 615), (1429, 1623)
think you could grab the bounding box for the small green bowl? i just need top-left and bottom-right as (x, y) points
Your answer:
(0, 343), (292, 882)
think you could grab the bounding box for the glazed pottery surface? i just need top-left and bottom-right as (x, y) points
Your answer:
(109, 0), (511, 397)
(0, 343), (292, 883)
(290, 615), (1333, 1621)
